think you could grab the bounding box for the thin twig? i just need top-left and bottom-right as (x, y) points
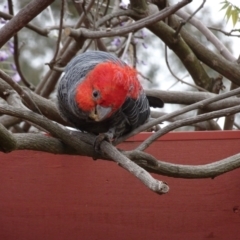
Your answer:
(164, 44), (208, 92)
(7, 0), (34, 89)
(174, 0), (206, 37)
(103, 0), (110, 16)
(35, 0), (94, 97)
(121, 28), (133, 60)
(208, 27), (240, 38)
(47, 0), (65, 69)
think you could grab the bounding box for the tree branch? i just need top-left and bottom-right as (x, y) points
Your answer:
(101, 140), (169, 194)
(66, 0), (191, 40)
(145, 89), (240, 112)
(0, 69), (41, 114)
(176, 9), (236, 62)
(0, 11), (49, 37)
(0, 121), (16, 152)
(116, 87), (240, 144)
(130, 0), (148, 14)
(170, 16), (240, 85)
(0, 78), (67, 126)
(0, 104), (168, 194)
(0, 0), (55, 48)
(137, 104), (240, 151)
(125, 150), (240, 179)
(144, 4), (212, 90)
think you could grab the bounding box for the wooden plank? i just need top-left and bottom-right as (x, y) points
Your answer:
(0, 132), (240, 240)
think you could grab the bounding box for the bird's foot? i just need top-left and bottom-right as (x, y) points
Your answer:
(93, 133), (113, 152)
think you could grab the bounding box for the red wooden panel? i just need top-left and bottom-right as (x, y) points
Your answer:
(0, 131), (240, 240)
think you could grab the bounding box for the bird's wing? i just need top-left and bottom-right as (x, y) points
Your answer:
(121, 92), (150, 129)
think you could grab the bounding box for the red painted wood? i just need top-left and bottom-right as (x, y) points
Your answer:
(0, 131), (240, 240)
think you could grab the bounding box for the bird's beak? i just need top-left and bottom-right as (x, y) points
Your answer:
(89, 105), (112, 121)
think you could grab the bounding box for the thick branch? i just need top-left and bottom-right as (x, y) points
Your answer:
(0, 104), (95, 157)
(4, 132), (240, 180)
(176, 9), (236, 62)
(130, 0), (148, 14)
(0, 104), (168, 194)
(145, 89), (240, 111)
(0, 121), (16, 152)
(126, 150), (240, 179)
(101, 141), (169, 194)
(0, 78), (67, 126)
(0, 0), (54, 48)
(0, 11), (49, 37)
(0, 69), (41, 114)
(144, 4), (212, 90)
(170, 15), (240, 85)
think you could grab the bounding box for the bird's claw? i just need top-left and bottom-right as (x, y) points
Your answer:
(93, 133), (112, 152)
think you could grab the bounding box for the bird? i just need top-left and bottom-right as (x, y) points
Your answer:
(57, 51), (163, 149)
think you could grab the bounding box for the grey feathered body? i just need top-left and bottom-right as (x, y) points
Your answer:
(57, 51), (151, 139)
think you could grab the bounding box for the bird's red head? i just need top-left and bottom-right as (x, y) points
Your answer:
(75, 61), (142, 121)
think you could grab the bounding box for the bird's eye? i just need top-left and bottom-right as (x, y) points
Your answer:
(92, 90), (99, 99)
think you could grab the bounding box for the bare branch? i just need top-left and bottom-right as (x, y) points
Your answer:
(145, 89), (240, 111)
(47, 0), (65, 69)
(0, 11), (49, 37)
(151, 111), (218, 130)
(0, 121), (16, 152)
(176, 10), (237, 62)
(0, 0), (54, 48)
(208, 27), (240, 38)
(36, 0), (95, 98)
(145, 4), (213, 90)
(0, 70), (41, 114)
(0, 104), (168, 194)
(66, 0), (191, 40)
(7, 0), (34, 89)
(137, 105), (240, 151)
(164, 44), (208, 92)
(126, 150), (240, 179)
(101, 141), (169, 194)
(116, 87), (240, 144)
(130, 0), (148, 14)
(174, 0), (206, 36)
(172, 17), (240, 85)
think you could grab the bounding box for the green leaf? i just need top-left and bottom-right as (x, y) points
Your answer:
(220, 2), (229, 11)
(225, 5), (233, 22)
(232, 8), (239, 26)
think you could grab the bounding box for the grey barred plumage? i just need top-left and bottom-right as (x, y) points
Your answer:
(57, 51), (163, 143)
